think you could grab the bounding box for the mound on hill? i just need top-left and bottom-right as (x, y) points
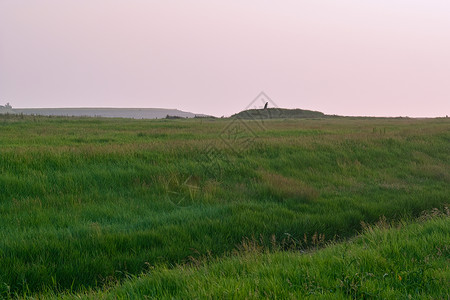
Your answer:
(231, 108), (327, 119)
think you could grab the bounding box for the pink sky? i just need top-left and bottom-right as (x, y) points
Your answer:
(1, 0), (449, 117)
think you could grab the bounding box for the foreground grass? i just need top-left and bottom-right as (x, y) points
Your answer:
(48, 214), (450, 299)
(0, 115), (449, 296)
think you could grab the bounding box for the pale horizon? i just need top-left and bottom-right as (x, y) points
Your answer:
(1, 0), (449, 118)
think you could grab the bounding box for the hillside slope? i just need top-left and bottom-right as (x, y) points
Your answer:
(4, 108), (205, 119)
(60, 215), (450, 299)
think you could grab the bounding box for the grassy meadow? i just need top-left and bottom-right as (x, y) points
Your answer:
(62, 211), (450, 299)
(0, 114), (449, 298)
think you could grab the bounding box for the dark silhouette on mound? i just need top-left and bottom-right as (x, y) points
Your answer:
(231, 108), (327, 119)
(264, 102), (268, 109)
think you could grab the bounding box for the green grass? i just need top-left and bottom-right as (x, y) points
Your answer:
(57, 212), (450, 299)
(0, 114), (449, 298)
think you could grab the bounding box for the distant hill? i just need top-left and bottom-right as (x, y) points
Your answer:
(231, 108), (327, 119)
(3, 108), (209, 119)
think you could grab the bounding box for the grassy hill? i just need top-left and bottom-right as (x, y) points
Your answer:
(231, 108), (327, 119)
(0, 114), (448, 298)
(60, 214), (450, 299)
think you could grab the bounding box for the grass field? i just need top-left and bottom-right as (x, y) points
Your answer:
(61, 212), (450, 299)
(0, 114), (449, 298)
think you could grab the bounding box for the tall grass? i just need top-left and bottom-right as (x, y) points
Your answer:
(56, 213), (449, 299)
(0, 115), (449, 296)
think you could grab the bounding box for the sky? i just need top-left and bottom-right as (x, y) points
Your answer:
(1, 0), (449, 117)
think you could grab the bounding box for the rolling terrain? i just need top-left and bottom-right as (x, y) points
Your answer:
(0, 113), (448, 298)
(62, 214), (450, 299)
(1, 107), (206, 119)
